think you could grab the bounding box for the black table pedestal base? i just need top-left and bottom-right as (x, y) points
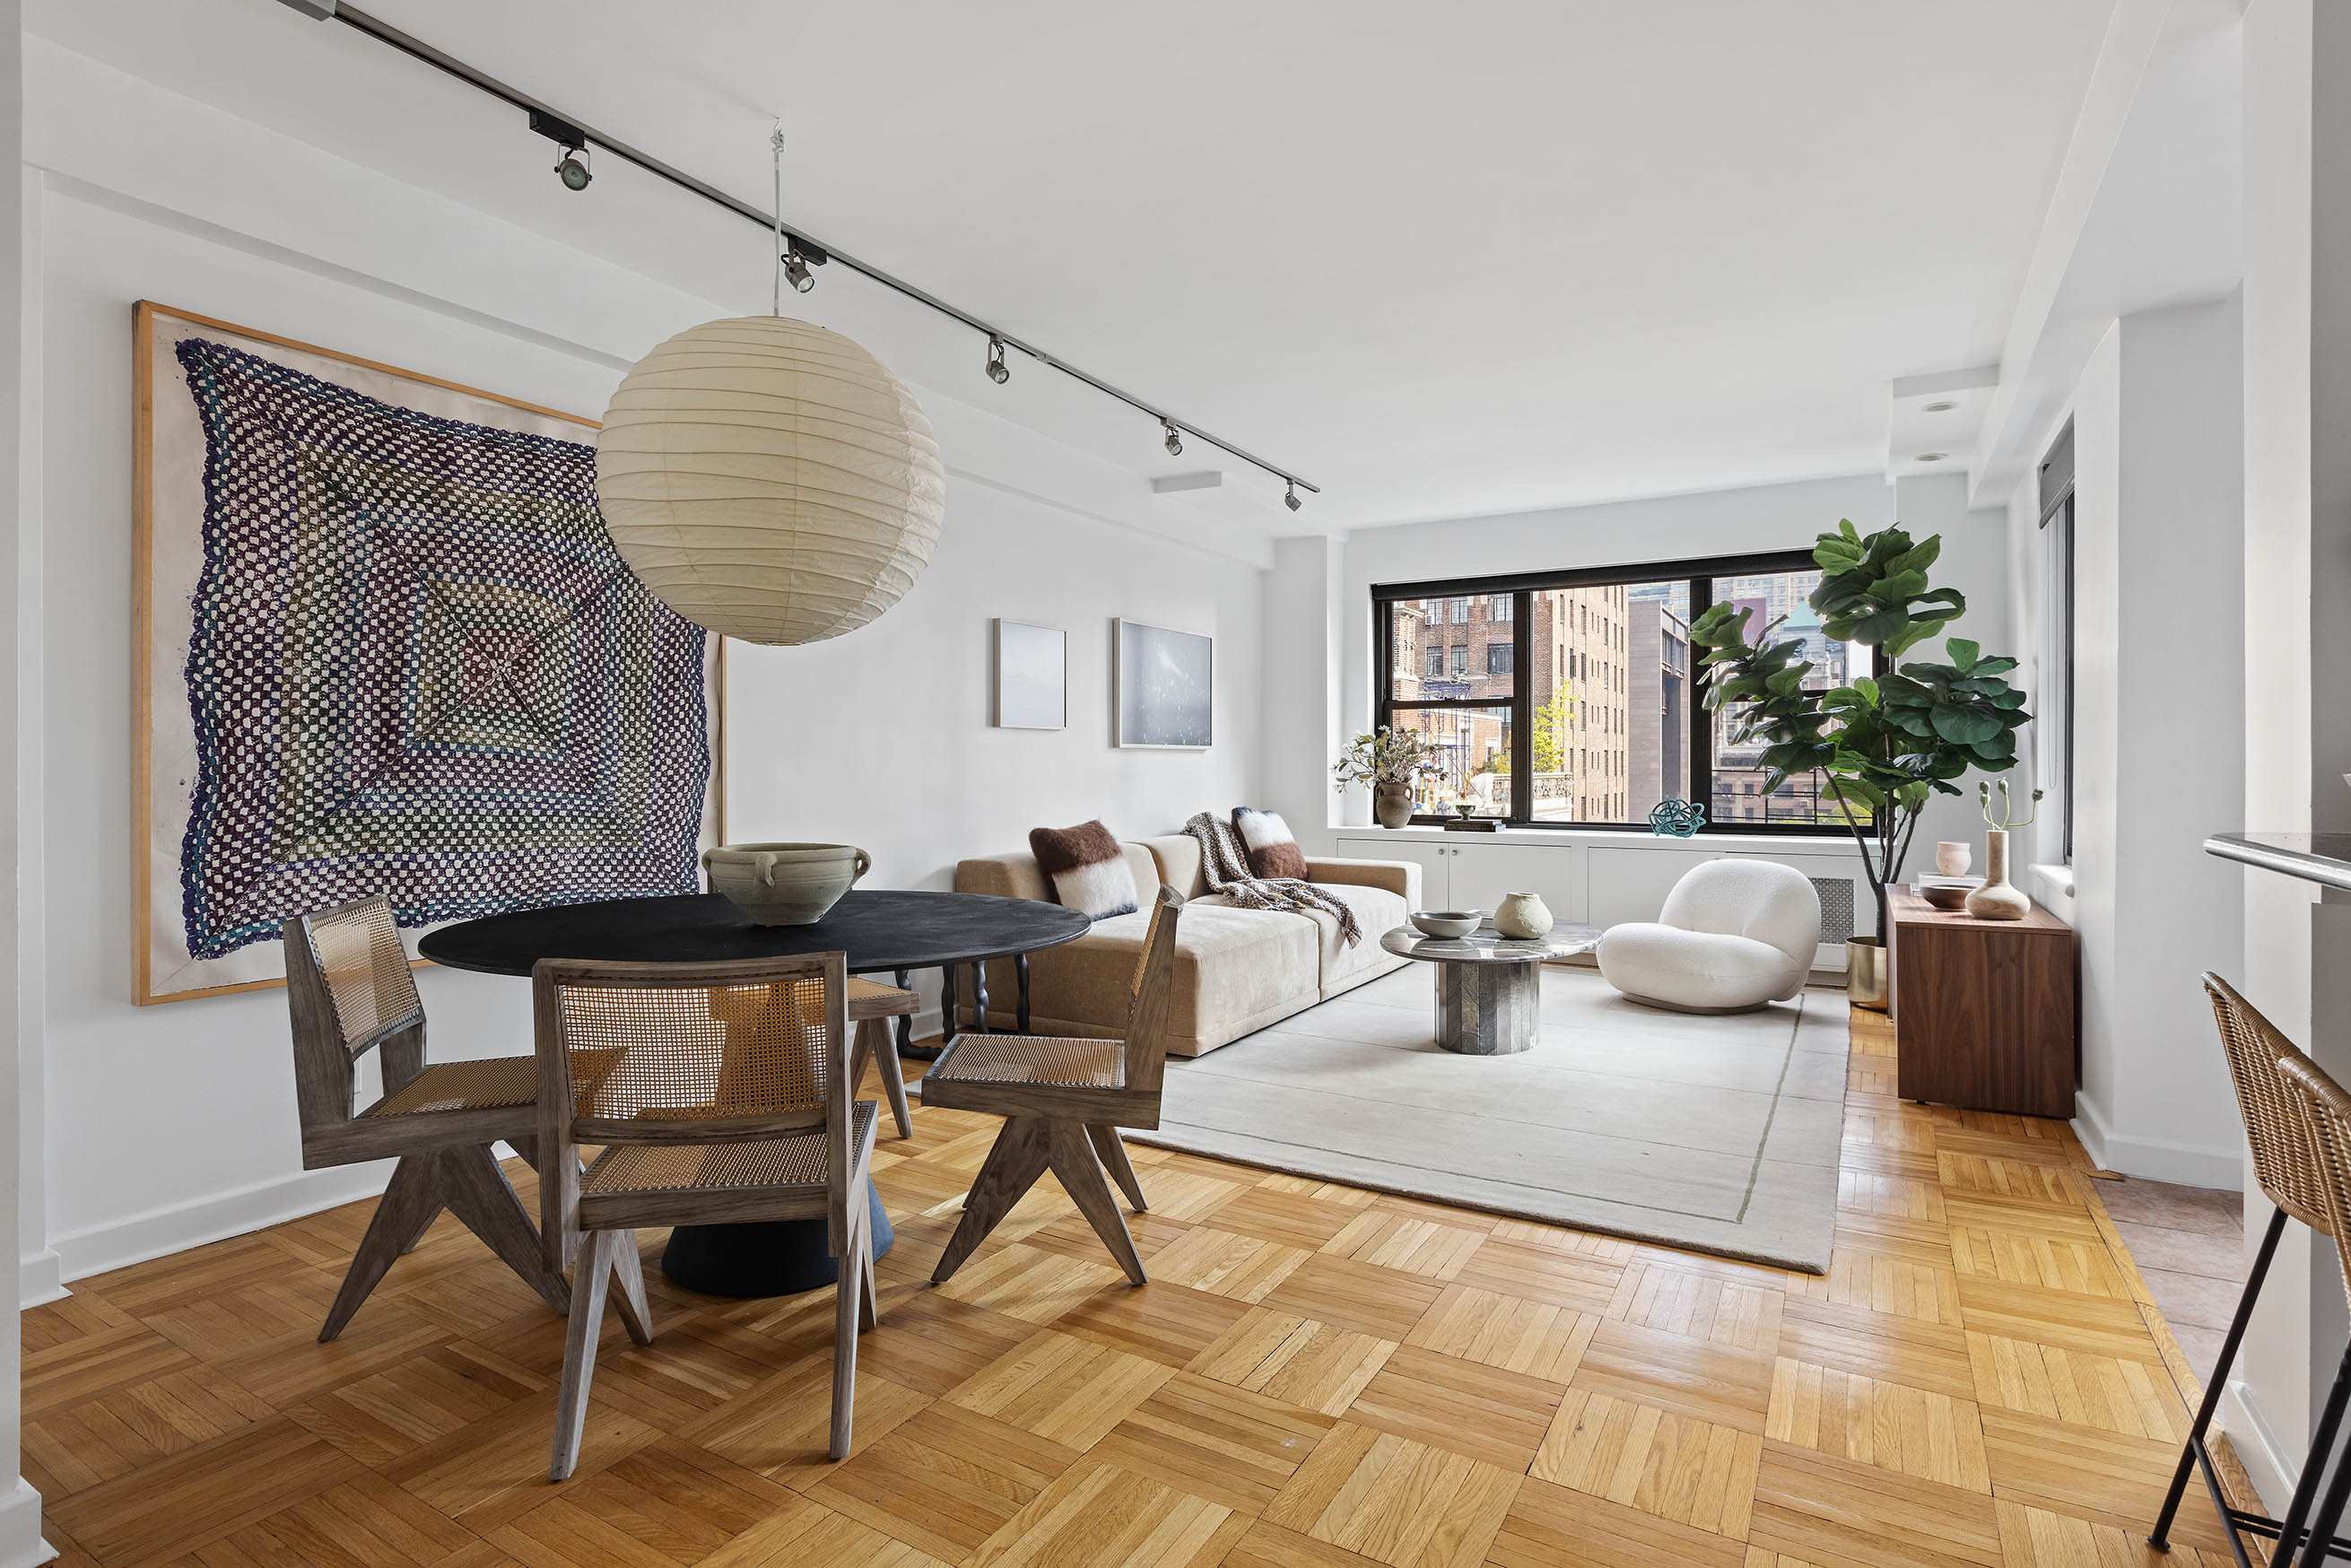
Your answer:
(659, 1185), (894, 1298)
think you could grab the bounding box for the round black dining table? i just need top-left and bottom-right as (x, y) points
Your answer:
(419, 888), (1091, 1297)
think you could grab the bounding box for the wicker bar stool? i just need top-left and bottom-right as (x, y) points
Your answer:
(2279, 1053), (2351, 1564)
(2150, 974), (2351, 1563)
(924, 887), (1180, 1286)
(283, 896), (570, 1340)
(534, 950), (877, 1480)
(847, 977), (917, 1137)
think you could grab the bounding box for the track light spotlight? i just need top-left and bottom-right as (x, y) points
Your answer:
(1284, 481), (1302, 512)
(781, 245), (815, 294)
(987, 336), (1010, 385)
(554, 144), (591, 190)
(1163, 420), (1184, 457)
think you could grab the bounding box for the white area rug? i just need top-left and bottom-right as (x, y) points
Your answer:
(1131, 963), (1848, 1273)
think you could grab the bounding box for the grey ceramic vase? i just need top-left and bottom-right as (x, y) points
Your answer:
(1374, 783), (1413, 829)
(703, 842), (871, 926)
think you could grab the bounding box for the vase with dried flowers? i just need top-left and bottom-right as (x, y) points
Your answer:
(1334, 726), (1441, 828)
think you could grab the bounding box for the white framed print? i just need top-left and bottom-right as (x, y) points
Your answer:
(993, 619), (1067, 729)
(1113, 618), (1214, 748)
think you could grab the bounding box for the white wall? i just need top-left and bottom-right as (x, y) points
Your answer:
(22, 35), (1263, 1280)
(2008, 301), (2246, 1188)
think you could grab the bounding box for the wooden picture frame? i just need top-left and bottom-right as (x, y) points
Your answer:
(133, 301), (727, 1005)
(991, 619), (1067, 729)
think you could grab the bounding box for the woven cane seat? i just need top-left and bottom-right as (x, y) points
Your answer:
(2207, 974), (2336, 1234)
(365, 1055), (537, 1118)
(927, 1033), (1125, 1090)
(847, 977), (917, 1019)
(581, 1102), (877, 1197)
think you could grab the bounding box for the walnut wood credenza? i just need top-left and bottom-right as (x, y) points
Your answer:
(1886, 886), (2077, 1119)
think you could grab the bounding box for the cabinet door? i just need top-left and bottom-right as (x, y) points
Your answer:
(1342, 837), (1450, 908)
(1447, 841), (1579, 924)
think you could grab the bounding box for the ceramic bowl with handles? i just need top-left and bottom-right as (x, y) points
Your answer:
(702, 842), (871, 926)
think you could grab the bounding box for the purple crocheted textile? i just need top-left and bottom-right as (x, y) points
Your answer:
(175, 338), (708, 959)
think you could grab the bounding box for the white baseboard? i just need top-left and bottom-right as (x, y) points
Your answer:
(2223, 1379), (2296, 1513)
(2071, 1094), (2242, 1189)
(53, 1162), (392, 1283)
(18, 1249), (63, 1310)
(0, 1478), (55, 1568)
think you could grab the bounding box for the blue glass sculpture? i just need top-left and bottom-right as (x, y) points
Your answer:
(1649, 797), (1706, 837)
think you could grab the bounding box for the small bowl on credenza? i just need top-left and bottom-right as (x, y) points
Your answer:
(1916, 878), (1978, 910)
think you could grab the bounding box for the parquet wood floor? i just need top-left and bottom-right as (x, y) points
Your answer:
(29, 1005), (2258, 1566)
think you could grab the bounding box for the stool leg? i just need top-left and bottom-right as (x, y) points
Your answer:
(2295, 1408), (2351, 1568)
(2152, 1205), (2287, 1547)
(2277, 1337), (2351, 1564)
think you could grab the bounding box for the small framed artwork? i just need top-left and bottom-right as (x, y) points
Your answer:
(1114, 618), (1214, 748)
(993, 619), (1067, 729)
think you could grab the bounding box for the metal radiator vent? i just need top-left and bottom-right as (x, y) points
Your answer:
(1810, 877), (1856, 943)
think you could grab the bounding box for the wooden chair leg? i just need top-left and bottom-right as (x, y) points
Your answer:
(442, 1143), (571, 1317)
(319, 1151), (446, 1341)
(932, 1117), (1051, 1285)
(862, 1018), (915, 1138)
(858, 1195), (880, 1333)
(1047, 1120), (1147, 1285)
(1087, 1125), (1148, 1211)
(607, 1230), (654, 1346)
(831, 1207), (865, 1459)
(550, 1230), (617, 1481)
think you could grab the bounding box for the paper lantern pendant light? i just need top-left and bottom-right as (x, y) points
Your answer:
(595, 315), (946, 646)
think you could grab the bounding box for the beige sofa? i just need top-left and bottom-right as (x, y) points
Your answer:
(954, 833), (1421, 1057)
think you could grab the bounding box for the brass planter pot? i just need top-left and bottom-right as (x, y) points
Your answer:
(1847, 936), (1890, 1012)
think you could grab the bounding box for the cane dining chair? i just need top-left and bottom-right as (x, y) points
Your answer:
(923, 885), (1180, 1286)
(847, 976), (917, 1137)
(534, 950), (877, 1480)
(283, 895), (570, 1341)
(2275, 1053), (2351, 1566)
(2151, 974), (2348, 1564)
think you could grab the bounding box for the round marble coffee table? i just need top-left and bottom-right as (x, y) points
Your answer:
(1379, 922), (1603, 1055)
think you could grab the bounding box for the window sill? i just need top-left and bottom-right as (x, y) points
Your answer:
(2028, 862), (2075, 902)
(1332, 823), (1859, 851)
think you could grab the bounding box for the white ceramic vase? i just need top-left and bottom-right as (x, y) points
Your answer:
(1493, 891), (1554, 940)
(1935, 841), (1971, 876)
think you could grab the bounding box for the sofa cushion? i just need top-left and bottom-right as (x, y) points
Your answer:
(1140, 834), (1208, 900)
(1231, 807), (1308, 880)
(961, 843), (1159, 906)
(1020, 899), (1319, 1041)
(1029, 820), (1140, 919)
(1194, 881), (1409, 995)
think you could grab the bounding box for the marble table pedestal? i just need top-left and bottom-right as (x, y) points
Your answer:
(1380, 921), (1604, 1057)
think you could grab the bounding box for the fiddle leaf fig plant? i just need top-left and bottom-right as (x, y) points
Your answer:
(1686, 521), (2032, 940)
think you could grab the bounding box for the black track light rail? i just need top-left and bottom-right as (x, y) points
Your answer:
(321, 4), (1322, 500)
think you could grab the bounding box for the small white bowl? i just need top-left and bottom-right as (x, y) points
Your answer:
(1411, 910), (1482, 939)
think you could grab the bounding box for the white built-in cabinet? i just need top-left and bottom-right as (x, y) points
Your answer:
(1329, 827), (1871, 970)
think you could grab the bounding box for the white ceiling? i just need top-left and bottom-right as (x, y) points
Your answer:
(53, 0), (2126, 531)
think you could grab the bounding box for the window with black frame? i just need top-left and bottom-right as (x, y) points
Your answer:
(1374, 553), (1873, 831)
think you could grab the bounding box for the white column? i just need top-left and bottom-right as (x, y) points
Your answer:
(0, 0), (49, 1555)
(1262, 535), (1347, 854)
(2231, 0), (2351, 1510)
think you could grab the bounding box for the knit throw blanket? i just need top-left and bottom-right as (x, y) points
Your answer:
(1183, 811), (1363, 947)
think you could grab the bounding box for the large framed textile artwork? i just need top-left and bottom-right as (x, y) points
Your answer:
(134, 303), (724, 1005)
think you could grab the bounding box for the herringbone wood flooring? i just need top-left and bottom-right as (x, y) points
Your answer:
(29, 1006), (2254, 1567)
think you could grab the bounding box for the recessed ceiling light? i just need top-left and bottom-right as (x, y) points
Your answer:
(1915, 451), (1949, 462)
(1922, 400), (1959, 413)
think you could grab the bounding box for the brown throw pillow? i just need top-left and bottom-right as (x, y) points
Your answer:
(1232, 807), (1309, 880)
(1028, 820), (1140, 919)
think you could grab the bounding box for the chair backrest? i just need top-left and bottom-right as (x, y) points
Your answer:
(2278, 1054), (2351, 1311)
(283, 896), (427, 1140)
(1660, 858), (1821, 962)
(2207, 972), (2336, 1233)
(1122, 887), (1183, 1096)
(532, 951), (850, 1262)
